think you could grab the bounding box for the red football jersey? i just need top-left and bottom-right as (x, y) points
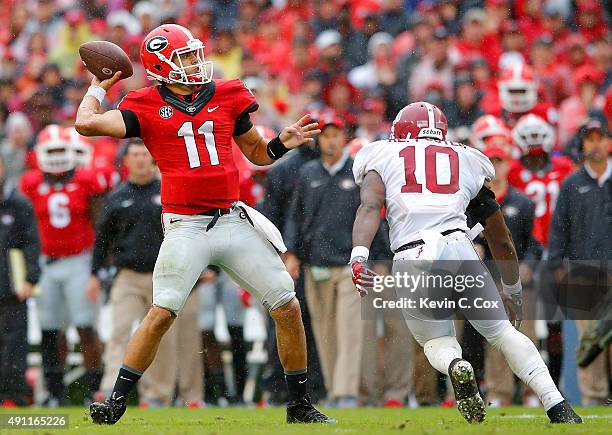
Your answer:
(19, 168), (106, 258)
(118, 79), (258, 214)
(508, 156), (574, 246)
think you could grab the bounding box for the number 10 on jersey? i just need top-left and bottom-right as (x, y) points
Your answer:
(177, 121), (219, 169)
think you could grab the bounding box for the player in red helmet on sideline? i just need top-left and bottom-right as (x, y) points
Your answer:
(19, 125), (107, 407)
(491, 63), (558, 130)
(75, 23), (335, 425)
(508, 114), (574, 247)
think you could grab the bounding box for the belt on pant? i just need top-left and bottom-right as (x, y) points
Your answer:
(197, 208), (232, 231)
(394, 228), (465, 253)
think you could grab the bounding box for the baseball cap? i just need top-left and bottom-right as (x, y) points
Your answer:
(583, 119), (609, 136)
(361, 98), (385, 113)
(462, 8), (487, 25)
(315, 30), (342, 50)
(318, 115), (345, 130)
(483, 145), (509, 160)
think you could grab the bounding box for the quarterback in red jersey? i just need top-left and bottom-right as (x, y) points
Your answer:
(508, 114), (574, 247)
(19, 125), (106, 406)
(75, 24), (334, 424)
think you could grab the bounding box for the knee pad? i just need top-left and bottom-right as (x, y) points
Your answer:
(423, 336), (462, 375)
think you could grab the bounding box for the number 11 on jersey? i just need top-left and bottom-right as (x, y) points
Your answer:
(177, 121), (219, 169)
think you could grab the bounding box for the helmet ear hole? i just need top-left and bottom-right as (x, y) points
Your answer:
(154, 65), (162, 71)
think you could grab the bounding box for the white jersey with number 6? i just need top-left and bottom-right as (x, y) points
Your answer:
(353, 139), (494, 252)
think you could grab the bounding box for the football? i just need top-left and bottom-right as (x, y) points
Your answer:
(79, 41), (133, 81)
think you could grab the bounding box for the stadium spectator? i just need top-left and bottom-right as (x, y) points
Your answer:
(1, 112), (32, 189)
(445, 73), (483, 134)
(558, 65), (607, 147)
(549, 118), (612, 405)
(0, 154), (40, 407)
(348, 32), (395, 91)
(285, 116), (387, 407)
(409, 27), (456, 102)
(354, 98), (389, 142)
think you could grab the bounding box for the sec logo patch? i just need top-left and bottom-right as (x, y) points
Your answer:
(159, 106), (173, 119)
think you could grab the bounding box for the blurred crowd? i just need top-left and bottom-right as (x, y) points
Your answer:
(0, 0), (611, 410)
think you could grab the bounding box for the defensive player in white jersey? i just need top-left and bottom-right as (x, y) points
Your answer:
(349, 102), (581, 424)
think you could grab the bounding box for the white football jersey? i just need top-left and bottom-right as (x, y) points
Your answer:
(353, 139), (494, 252)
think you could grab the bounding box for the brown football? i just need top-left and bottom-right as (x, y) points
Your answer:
(79, 41), (133, 80)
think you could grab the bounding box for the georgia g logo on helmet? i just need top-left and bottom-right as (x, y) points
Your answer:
(146, 36), (169, 53)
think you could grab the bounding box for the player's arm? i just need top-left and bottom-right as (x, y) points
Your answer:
(75, 73), (127, 138)
(468, 184), (522, 327)
(234, 114), (320, 166)
(350, 170), (386, 296)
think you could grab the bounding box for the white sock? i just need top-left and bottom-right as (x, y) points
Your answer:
(423, 336), (462, 375)
(488, 324), (564, 411)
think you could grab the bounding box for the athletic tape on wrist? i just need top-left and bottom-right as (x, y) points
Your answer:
(350, 246), (370, 262)
(86, 85), (106, 105)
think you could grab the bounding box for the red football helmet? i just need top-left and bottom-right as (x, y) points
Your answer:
(390, 102), (447, 141)
(498, 63), (538, 113)
(35, 125), (76, 174)
(470, 115), (512, 150)
(140, 24), (213, 85)
(511, 114), (555, 155)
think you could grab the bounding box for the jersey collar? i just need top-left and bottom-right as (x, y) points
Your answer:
(157, 82), (216, 116)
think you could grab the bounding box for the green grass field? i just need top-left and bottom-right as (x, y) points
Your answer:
(0, 406), (610, 435)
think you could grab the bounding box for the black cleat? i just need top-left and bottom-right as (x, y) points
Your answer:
(547, 400), (583, 424)
(90, 396), (127, 425)
(449, 358), (486, 424)
(286, 394), (337, 424)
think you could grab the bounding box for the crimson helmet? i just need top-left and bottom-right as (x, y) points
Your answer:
(390, 101), (447, 141)
(140, 24), (213, 85)
(65, 126), (93, 168)
(498, 63), (538, 113)
(35, 125), (76, 174)
(470, 115), (511, 150)
(512, 114), (555, 155)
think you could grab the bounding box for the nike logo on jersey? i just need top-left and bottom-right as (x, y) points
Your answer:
(121, 199), (134, 208)
(298, 379), (307, 384)
(169, 218), (182, 224)
(119, 376), (131, 381)
(207, 105), (220, 112)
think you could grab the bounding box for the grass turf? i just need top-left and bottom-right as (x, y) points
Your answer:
(0, 406), (610, 435)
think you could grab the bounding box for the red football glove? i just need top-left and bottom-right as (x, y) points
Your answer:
(350, 257), (377, 297)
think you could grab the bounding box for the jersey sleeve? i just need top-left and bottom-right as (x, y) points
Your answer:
(465, 146), (495, 183)
(117, 90), (147, 138)
(228, 79), (259, 119)
(352, 142), (383, 185)
(18, 171), (36, 199)
(78, 169), (108, 196)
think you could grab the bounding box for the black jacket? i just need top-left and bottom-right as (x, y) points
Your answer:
(262, 146), (319, 231)
(286, 156), (389, 266)
(0, 187), (40, 301)
(549, 165), (612, 264)
(474, 187), (542, 262)
(92, 179), (163, 274)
